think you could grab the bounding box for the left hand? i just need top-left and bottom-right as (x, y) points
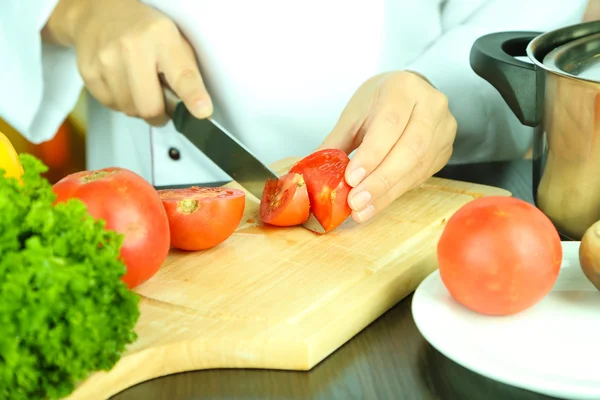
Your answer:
(318, 71), (457, 223)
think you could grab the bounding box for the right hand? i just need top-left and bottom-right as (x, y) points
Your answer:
(60, 0), (212, 126)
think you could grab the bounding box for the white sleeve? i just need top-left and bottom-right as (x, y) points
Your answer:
(406, 0), (588, 164)
(0, 0), (83, 144)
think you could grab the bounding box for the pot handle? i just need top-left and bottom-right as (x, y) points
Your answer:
(470, 31), (542, 127)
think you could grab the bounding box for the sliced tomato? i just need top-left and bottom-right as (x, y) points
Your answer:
(260, 172), (310, 226)
(289, 148), (352, 233)
(157, 186), (245, 251)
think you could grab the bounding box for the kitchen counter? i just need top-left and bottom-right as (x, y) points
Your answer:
(113, 159), (557, 400)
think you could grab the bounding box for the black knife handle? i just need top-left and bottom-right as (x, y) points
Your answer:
(161, 83), (180, 119)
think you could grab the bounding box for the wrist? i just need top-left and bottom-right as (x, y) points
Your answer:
(405, 70), (436, 89)
(42, 0), (91, 46)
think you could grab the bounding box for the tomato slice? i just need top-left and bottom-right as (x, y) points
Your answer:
(157, 186), (245, 251)
(260, 172), (310, 227)
(289, 148), (352, 233)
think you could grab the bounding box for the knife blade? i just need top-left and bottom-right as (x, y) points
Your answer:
(162, 86), (278, 199)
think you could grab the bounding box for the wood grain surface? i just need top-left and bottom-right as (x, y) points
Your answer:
(107, 159), (568, 400)
(66, 156), (512, 400)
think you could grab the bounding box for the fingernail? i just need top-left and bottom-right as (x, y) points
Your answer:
(347, 167), (366, 187)
(356, 205), (375, 222)
(193, 100), (213, 118)
(350, 190), (372, 211)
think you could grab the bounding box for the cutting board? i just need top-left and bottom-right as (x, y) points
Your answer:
(66, 157), (510, 400)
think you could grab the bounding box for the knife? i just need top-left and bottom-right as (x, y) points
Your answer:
(161, 85), (278, 199)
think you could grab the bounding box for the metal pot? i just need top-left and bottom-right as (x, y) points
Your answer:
(470, 21), (600, 240)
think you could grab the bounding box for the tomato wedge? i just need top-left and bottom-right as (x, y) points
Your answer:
(289, 148), (352, 233)
(260, 172), (310, 226)
(158, 187), (245, 251)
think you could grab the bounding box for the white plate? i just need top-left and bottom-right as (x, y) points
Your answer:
(412, 241), (600, 400)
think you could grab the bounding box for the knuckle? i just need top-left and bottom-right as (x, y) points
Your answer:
(97, 48), (117, 69)
(401, 71), (423, 88)
(118, 36), (140, 58)
(407, 135), (428, 161)
(413, 158), (426, 174)
(138, 103), (165, 120)
(121, 104), (140, 117)
(104, 101), (118, 111)
(149, 17), (179, 36)
(173, 69), (204, 97)
(442, 145), (454, 162)
(448, 113), (458, 134)
(407, 71), (423, 85)
(175, 68), (199, 84)
(379, 106), (403, 129)
(377, 174), (394, 193)
(78, 65), (98, 84)
(435, 92), (449, 110)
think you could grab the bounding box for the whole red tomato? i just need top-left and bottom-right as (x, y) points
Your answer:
(158, 186), (245, 251)
(437, 196), (562, 316)
(52, 167), (171, 288)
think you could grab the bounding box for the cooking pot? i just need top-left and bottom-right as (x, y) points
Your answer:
(470, 20), (600, 241)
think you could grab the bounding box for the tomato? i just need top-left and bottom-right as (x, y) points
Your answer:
(37, 120), (70, 169)
(260, 173), (310, 227)
(158, 186), (245, 251)
(437, 196), (562, 316)
(0, 130), (24, 181)
(289, 148), (352, 233)
(52, 167), (171, 289)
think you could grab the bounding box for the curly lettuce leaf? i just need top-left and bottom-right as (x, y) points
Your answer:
(0, 154), (140, 400)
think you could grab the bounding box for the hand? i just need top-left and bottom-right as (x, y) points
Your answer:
(44, 0), (212, 126)
(319, 71), (457, 223)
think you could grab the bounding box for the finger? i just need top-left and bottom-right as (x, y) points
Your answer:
(104, 65), (137, 116)
(158, 39), (212, 119)
(85, 75), (116, 111)
(78, 60), (116, 110)
(352, 150), (429, 223)
(125, 45), (169, 126)
(94, 44), (137, 115)
(344, 102), (414, 188)
(347, 106), (437, 214)
(351, 112), (453, 223)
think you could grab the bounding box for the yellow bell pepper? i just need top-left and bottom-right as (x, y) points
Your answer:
(0, 130), (24, 180)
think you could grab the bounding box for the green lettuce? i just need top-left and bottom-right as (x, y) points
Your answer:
(0, 154), (140, 399)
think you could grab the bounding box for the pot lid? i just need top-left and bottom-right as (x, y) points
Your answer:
(540, 28), (600, 83)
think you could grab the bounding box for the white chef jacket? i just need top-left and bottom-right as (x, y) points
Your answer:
(0, 0), (589, 186)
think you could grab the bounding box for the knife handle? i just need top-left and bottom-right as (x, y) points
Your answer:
(162, 84), (180, 119)
(158, 73), (182, 119)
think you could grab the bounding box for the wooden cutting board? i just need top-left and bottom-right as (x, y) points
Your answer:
(67, 157), (510, 400)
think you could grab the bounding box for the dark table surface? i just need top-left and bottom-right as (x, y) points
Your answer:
(113, 159), (562, 400)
